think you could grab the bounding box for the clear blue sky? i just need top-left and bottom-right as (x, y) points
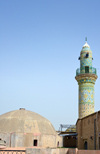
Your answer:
(0, 0), (100, 130)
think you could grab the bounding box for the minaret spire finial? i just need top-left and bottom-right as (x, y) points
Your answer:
(85, 37), (87, 42)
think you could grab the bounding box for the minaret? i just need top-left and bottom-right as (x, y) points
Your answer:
(75, 40), (98, 119)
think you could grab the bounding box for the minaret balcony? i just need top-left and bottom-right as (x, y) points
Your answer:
(76, 67), (97, 76)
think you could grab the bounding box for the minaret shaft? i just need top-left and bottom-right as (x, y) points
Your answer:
(75, 42), (97, 119)
(79, 82), (94, 118)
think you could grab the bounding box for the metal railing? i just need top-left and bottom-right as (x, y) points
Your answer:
(76, 67), (97, 76)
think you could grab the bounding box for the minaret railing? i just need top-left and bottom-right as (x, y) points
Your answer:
(76, 67), (97, 76)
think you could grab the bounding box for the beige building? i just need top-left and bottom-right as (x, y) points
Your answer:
(76, 111), (100, 150)
(0, 108), (62, 148)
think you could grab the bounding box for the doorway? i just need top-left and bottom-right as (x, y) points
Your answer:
(85, 66), (89, 73)
(84, 141), (88, 150)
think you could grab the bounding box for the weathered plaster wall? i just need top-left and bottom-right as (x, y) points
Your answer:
(0, 132), (62, 148)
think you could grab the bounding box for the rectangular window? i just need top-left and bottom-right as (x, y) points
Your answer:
(33, 139), (38, 146)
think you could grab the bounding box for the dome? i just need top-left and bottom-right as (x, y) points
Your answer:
(0, 108), (56, 135)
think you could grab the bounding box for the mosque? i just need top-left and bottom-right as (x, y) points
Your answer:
(0, 40), (100, 152)
(75, 41), (100, 150)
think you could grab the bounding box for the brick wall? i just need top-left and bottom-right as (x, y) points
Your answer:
(76, 111), (100, 150)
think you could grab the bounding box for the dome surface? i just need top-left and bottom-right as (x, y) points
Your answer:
(0, 108), (56, 135)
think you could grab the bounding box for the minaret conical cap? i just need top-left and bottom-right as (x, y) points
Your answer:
(81, 41), (92, 53)
(83, 42), (90, 48)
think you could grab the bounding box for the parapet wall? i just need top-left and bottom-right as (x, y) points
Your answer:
(77, 150), (100, 154)
(0, 148), (100, 154)
(26, 148), (69, 154)
(26, 148), (100, 154)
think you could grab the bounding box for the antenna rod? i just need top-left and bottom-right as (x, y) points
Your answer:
(85, 37), (87, 42)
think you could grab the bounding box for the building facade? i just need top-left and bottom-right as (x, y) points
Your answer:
(76, 111), (100, 150)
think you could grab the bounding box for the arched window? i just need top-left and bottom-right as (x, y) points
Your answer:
(85, 53), (89, 58)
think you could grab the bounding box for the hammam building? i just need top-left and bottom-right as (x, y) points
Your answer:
(0, 108), (62, 148)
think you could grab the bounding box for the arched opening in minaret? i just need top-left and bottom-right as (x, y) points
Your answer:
(85, 53), (89, 58)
